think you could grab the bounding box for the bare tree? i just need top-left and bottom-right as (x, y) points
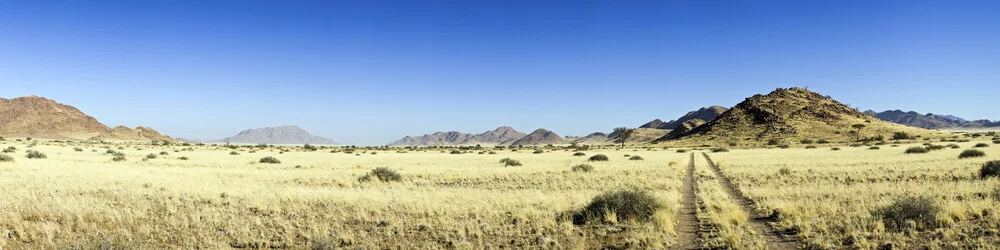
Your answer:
(613, 127), (635, 149)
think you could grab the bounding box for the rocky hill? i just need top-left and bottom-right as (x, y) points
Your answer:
(638, 119), (665, 129)
(866, 110), (999, 129)
(389, 126), (526, 146)
(665, 88), (937, 145)
(216, 125), (336, 145)
(90, 126), (176, 142)
(510, 129), (569, 146)
(658, 106), (729, 129)
(0, 96), (110, 140)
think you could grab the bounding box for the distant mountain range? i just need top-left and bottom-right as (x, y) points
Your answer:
(864, 110), (1000, 129)
(0, 96), (175, 142)
(214, 125), (336, 145)
(510, 129), (568, 146)
(389, 126), (526, 146)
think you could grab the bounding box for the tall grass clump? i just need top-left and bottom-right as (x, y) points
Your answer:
(259, 156), (281, 164)
(0, 154), (13, 162)
(571, 164), (594, 172)
(873, 196), (941, 232)
(980, 161), (1000, 179)
(588, 154), (609, 162)
(571, 190), (662, 225)
(499, 158), (522, 167)
(26, 150), (46, 159)
(958, 149), (986, 159)
(905, 147), (929, 154)
(359, 167), (402, 182)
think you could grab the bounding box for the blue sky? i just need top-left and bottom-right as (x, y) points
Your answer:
(1, 1), (998, 145)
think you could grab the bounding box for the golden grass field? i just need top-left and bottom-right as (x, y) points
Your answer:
(1, 136), (999, 249)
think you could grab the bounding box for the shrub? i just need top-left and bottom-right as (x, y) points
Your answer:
(488, 151), (497, 155)
(959, 149), (986, 159)
(113, 155), (127, 162)
(0, 154), (13, 162)
(74, 147), (83, 152)
(805, 145), (817, 149)
(571, 164), (594, 172)
(499, 158), (522, 167)
(817, 139), (830, 144)
(873, 196), (941, 231)
(905, 147), (929, 154)
(980, 161), (1000, 179)
(2, 146), (15, 153)
(145, 154), (156, 160)
(676, 149), (687, 153)
(711, 148), (729, 153)
(26, 150), (46, 159)
(533, 149), (544, 154)
(159, 151), (168, 155)
(303, 144), (318, 151)
(925, 144), (945, 151)
(893, 132), (915, 140)
(572, 190), (662, 225)
(800, 139), (814, 144)
(259, 156), (281, 164)
(778, 167), (792, 175)
(177, 156), (189, 160)
(994, 140), (1000, 144)
(974, 143), (990, 148)
(359, 167), (402, 182)
(572, 152), (586, 156)
(767, 139), (780, 145)
(628, 155), (644, 161)
(229, 151), (240, 155)
(588, 154), (609, 162)
(831, 147), (841, 151)
(449, 150), (462, 154)
(869, 146), (880, 150)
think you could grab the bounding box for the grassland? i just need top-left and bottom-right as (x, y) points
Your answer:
(2, 134), (999, 249)
(0, 141), (686, 249)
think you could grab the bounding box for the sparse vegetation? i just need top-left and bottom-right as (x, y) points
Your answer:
(974, 143), (990, 148)
(499, 158), (522, 167)
(571, 190), (661, 225)
(980, 161), (1000, 179)
(0, 154), (13, 162)
(873, 196), (941, 232)
(145, 154), (157, 160)
(358, 167), (402, 182)
(711, 148), (729, 153)
(905, 147), (929, 154)
(3, 146), (16, 153)
(571, 164), (594, 172)
(532, 149), (544, 154)
(572, 152), (586, 156)
(26, 150), (46, 159)
(628, 155), (643, 160)
(958, 149), (985, 159)
(259, 156), (281, 164)
(588, 154), (609, 162)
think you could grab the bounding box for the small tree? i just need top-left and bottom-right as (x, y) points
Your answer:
(613, 127), (635, 149)
(851, 124), (866, 141)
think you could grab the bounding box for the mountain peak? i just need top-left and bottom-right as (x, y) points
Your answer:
(221, 126), (335, 145)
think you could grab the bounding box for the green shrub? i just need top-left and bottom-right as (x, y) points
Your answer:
(628, 155), (644, 161)
(711, 148), (729, 153)
(974, 143), (990, 148)
(303, 144), (318, 151)
(359, 167), (402, 182)
(905, 147), (929, 154)
(2, 146), (15, 153)
(26, 150), (46, 159)
(588, 154), (609, 162)
(925, 144), (945, 151)
(229, 151), (240, 155)
(572, 152), (586, 156)
(0, 154), (13, 162)
(980, 161), (1000, 179)
(959, 149), (986, 159)
(533, 149), (544, 154)
(873, 196), (941, 232)
(571, 164), (594, 172)
(145, 154), (157, 160)
(259, 156), (281, 164)
(571, 190), (662, 225)
(450, 150), (462, 154)
(893, 132), (915, 140)
(499, 158), (522, 167)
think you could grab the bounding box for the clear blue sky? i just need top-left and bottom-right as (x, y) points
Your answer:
(1, 1), (998, 145)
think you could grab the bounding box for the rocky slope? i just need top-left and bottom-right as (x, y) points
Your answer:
(0, 96), (110, 140)
(216, 125), (336, 145)
(389, 126), (526, 146)
(510, 129), (569, 146)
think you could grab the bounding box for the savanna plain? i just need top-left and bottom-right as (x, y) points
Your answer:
(2, 134), (1000, 249)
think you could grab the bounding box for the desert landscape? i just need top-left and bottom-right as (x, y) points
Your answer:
(2, 88), (1000, 249)
(4, 1), (1000, 249)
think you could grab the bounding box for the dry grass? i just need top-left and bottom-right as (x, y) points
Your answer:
(0, 141), (684, 249)
(708, 140), (1000, 249)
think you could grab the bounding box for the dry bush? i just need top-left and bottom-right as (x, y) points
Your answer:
(259, 156), (281, 164)
(26, 150), (46, 159)
(0, 153), (13, 162)
(571, 190), (662, 225)
(359, 167), (402, 182)
(958, 149), (986, 159)
(499, 158), (521, 167)
(588, 154), (609, 162)
(628, 155), (644, 161)
(572, 152), (586, 156)
(571, 164), (594, 172)
(873, 196), (941, 232)
(905, 147), (929, 154)
(980, 161), (1000, 179)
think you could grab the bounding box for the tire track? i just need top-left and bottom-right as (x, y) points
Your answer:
(674, 153), (700, 249)
(701, 152), (799, 249)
